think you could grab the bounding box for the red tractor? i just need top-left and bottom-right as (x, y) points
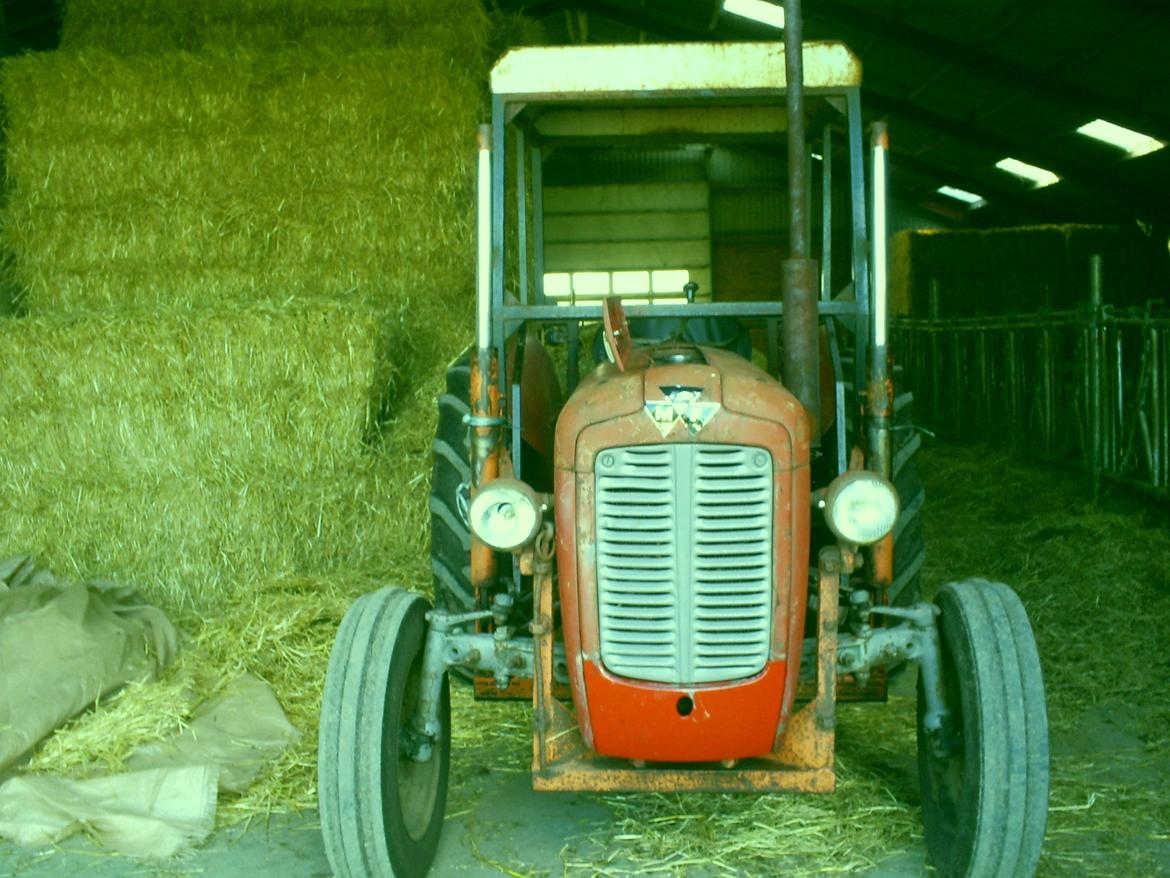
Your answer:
(318, 12), (1049, 878)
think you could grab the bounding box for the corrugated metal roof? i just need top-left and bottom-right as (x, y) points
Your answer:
(496, 0), (1170, 229)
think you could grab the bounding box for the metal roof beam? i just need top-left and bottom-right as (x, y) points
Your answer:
(804, 0), (1170, 144)
(507, 0), (700, 39)
(863, 91), (1169, 222)
(504, 0), (776, 40)
(881, 150), (1057, 223)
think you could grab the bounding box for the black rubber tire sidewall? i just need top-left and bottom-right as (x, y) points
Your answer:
(891, 389), (925, 606)
(318, 588), (450, 878)
(917, 579), (1048, 878)
(430, 353), (475, 613)
(381, 601), (450, 878)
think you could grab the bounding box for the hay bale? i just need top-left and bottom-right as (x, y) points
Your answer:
(0, 307), (460, 816)
(889, 229), (912, 317)
(0, 304), (457, 611)
(0, 1), (525, 816)
(1, 44), (483, 315)
(486, 10), (548, 58)
(60, 0), (491, 54)
(13, 376), (454, 818)
(895, 224), (1170, 317)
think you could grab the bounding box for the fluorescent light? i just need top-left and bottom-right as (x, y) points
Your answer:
(723, 0), (785, 29)
(995, 157), (1060, 189)
(937, 185), (986, 208)
(1077, 119), (1165, 158)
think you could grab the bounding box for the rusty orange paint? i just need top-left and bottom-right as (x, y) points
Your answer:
(473, 675), (571, 701)
(514, 329), (562, 473)
(873, 532), (894, 593)
(533, 757), (835, 794)
(469, 353), (502, 606)
(601, 295), (651, 372)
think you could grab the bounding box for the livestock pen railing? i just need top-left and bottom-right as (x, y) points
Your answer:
(891, 258), (1170, 499)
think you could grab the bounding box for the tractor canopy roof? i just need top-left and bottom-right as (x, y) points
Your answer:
(489, 41), (862, 145)
(490, 41), (862, 101)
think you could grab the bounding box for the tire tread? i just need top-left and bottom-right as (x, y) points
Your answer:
(919, 579), (1049, 878)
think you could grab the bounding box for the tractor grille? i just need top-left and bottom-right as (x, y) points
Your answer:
(594, 444), (773, 685)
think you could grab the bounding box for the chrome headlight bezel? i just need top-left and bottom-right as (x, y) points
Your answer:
(823, 470), (899, 545)
(468, 478), (543, 552)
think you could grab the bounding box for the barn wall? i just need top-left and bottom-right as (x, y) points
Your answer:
(543, 181), (712, 298)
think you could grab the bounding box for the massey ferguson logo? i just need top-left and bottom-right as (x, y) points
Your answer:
(644, 385), (721, 437)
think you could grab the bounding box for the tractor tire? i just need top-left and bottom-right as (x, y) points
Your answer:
(318, 587), (451, 878)
(840, 356), (925, 606)
(917, 579), (1049, 878)
(430, 354), (476, 613)
(891, 387), (925, 606)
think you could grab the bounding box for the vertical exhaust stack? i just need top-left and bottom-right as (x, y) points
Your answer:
(868, 121), (893, 479)
(781, 0), (821, 440)
(472, 123), (498, 492)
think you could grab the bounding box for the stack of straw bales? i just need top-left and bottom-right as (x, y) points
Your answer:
(60, 0), (490, 54)
(0, 0), (531, 815)
(2, 45), (482, 321)
(0, 304), (418, 611)
(889, 224), (1170, 318)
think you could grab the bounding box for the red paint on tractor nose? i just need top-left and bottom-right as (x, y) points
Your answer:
(582, 660), (788, 763)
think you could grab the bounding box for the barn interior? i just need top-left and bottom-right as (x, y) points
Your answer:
(0, 1), (1168, 876)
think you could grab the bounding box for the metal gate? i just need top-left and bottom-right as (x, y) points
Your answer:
(892, 257), (1170, 498)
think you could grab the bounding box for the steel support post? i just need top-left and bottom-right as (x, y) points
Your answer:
(471, 124), (503, 604)
(929, 280), (941, 427)
(1088, 255), (1104, 494)
(782, 0), (822, 440)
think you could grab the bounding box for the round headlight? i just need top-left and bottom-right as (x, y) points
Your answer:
(823, 471), (899, 545)
(468, 479), (542, 552)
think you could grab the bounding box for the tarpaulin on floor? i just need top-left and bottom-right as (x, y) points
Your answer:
(0, 555), (177, 774)
(0, 766), (217, 858)
(0, 557), (299, 858)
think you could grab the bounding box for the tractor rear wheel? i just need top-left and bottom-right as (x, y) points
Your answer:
(318, 587), (450, 878)
(917, 579), (1049, 878)
(430, 353), (476, 613)
(840, 358), (924, 606)
(891, 386), (925, 606)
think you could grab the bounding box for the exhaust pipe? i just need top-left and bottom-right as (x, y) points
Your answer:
(781, 0), (821, 440)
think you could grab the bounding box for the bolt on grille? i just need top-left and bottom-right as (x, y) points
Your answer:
(594, 444), (773, 685)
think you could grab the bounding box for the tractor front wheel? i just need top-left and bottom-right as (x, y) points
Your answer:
(318, 587), (450, 878)
(917, 578), (1049, 878)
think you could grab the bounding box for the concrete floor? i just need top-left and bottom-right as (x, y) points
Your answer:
(5, 669), (1168, 876)
(0, 772), (930, 878)
(0, 673), (933, 878)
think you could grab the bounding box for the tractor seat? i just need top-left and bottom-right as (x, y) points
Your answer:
(591, 313), (752, 365)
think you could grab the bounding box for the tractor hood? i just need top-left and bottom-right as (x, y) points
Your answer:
(551, 341), (813, 762)
(554, 344), (811, 473)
